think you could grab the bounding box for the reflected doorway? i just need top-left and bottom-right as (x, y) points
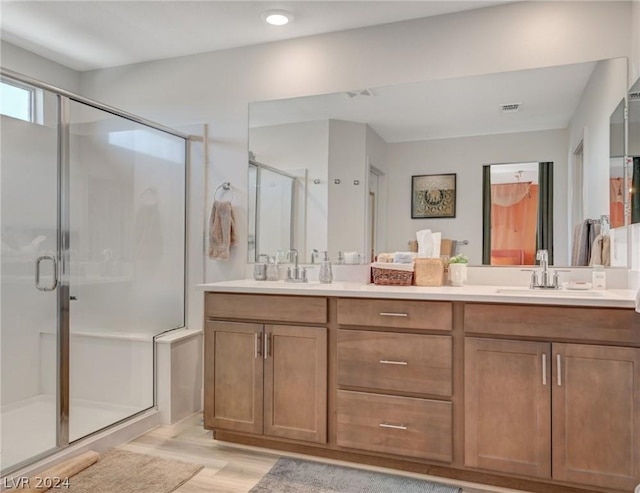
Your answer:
(482, 162), (554, 265)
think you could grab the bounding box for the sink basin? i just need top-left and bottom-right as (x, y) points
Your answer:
(495, 288), (604, 297)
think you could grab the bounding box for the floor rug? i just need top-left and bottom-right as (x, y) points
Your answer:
(64, 449), (203, 493)
(249, 457), (462, 493)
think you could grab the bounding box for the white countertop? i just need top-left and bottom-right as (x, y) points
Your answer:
(200, 280), (636, 308)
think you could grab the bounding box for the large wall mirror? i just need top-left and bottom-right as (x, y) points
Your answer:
(609, 98), (626, 231)
(248, 57), (629, 266)
(629, 78), (640, 228)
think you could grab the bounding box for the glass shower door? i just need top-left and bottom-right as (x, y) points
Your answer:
(1, 85), (61, 470)
(66, 100), (186, 441)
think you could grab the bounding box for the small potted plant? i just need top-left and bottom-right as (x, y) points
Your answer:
(448, 254), (468, 286)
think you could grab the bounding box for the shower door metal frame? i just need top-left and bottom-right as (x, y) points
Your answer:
(57, 95), (71, 448)
(0, 67), (191, 475)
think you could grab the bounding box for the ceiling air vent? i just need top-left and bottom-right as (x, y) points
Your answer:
(630, 92), (640, 102)
(500, 103), (521, 113)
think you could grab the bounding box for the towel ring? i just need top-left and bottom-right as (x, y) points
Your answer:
(214, 182), (233, 202)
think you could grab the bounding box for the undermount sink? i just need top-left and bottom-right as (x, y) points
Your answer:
(495, 288), (605, 297)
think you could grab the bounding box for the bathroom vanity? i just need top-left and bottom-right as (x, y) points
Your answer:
(202, 282), (639, 493)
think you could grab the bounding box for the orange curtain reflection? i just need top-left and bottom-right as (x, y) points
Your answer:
(610, 178), (624, 228)
(490, 183), (538, 265)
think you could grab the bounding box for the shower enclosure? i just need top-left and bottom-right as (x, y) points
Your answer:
(247, 160), (295, 262)
(0, 70), (187, 473)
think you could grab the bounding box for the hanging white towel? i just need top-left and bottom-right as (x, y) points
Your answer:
(208, 200), (236, 260)
(589, 235), (603, 266)
(589, 234), (611, 267)
(602, 234), (610, 267)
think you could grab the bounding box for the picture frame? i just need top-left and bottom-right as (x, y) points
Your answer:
(411, 173), (456, 218)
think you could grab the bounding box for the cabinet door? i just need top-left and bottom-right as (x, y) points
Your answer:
(465, 338), (551, 478)
(553, 344), (640, 490)
(264, 325), (327, 443)
(204, 321), (263, 434)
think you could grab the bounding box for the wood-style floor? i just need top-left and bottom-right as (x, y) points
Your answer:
(120, 413), (531, 493)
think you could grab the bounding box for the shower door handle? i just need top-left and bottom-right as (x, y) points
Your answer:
(35, 255), (58, 291)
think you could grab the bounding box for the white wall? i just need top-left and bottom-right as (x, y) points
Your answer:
(328, 119), (367, 256)
(568, 57), (629, 223)
(3, 1), (633, 282)
(631, 1), (640, 83)
(386, 129), (569, 265)
(1, 41), (80, 93)
(366, 126), (389, 256)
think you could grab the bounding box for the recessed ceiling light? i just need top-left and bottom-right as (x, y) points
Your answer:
(263, 9), (294, 26)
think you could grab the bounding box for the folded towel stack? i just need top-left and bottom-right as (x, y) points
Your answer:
(371, 261), (415, 272)
(376, 253), (394, 263)
(393, 251), (417, 264)
(376, 252), (417, 263)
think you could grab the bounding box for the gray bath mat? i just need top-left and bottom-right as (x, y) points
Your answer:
(249, 457), (462, 493)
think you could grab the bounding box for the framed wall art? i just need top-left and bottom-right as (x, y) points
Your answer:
(411, 173), (456, 218)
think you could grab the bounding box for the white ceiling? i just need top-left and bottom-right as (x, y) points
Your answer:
(1, 1), (602, 142)
(0, 1), (512, 72)
(249, 61), (598, 142)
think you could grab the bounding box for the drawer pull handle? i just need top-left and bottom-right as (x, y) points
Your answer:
(542, 353), (547, 386)
(379, 360), (408, 366)
(379, 312), (408, 317)
(379, 423), (407, 430)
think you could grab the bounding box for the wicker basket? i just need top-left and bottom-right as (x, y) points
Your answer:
(371, 266), (414, 286)
(414, 258), (444, 286)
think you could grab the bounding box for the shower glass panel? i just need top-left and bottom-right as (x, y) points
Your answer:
(67, 101), (186, 441)
(1, 87), (60, 470)
(248, 163), (258, 261)
(255, 166), (294, 259)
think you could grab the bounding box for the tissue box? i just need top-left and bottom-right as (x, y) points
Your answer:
(414, 258), (444, 286)
(371, 263), (414, 286)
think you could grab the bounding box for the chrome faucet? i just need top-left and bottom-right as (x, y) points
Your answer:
(285, 249), (307, 283)
(528, 249), (559, 289)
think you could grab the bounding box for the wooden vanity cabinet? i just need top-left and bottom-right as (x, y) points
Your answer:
(465, 337), (640, 491)
(204, 291), (640, 493)
(204, 294), (328, 444)
(335, 298), (454, 463)
(552, 343), (640, 490)
(205, 321), (263, 434)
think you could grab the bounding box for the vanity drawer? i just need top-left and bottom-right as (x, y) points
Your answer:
(464, 303), (640, 343)
(205, 293), (327, 324)
(337, 298), (452, 331)
(337, 330), (452, 396)
(336, 390), (452, 462)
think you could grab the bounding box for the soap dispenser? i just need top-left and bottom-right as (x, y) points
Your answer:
(319, 251), (333, 284)
(592, 264), (606, 290)
(266, 256), (279, 281)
